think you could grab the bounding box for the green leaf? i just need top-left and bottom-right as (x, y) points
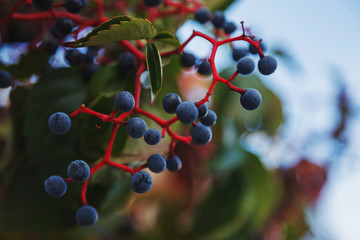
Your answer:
(204, 0), (237, 11)
(153, 31), (181, 48)
(88, 62), (136, 98)
(64, 16), (155, 48)
(146, 42), (163, 103)
(0, 48), (51, 79)
(0, 68), (86, 232)
(191, 147), (280, 239)
(79, 95), (128, 161)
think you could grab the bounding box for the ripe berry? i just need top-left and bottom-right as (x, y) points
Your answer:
(197, 60), (212, 76)
(223, 22), (236, 34)
(50, 18), (73, 39)
(114, 91), (135, 112)
(0, 70), (12, 88)
(147, 154), (166, 173)
(162, 93), (182, 114)
(75, 206), (98, 226)
(240, 88), (262, 110)
(48, 112), (71, 134)
(200, 109), (217, 126)
(126, 117), (146, 138)
(65, 0), (86, 13)
(67, 160), (90, 183)
(211, 11), (225, 28)
(130, 171), (152, 194)
(118, 52), (136, 70)
(176, 101), (198, 124)
(236, 57), (255, 75)
(65, 49), (84, 66)
(197, 103), (208, 118)
(166, 156), (182, 172)
(191, 124), (212, 145)
(42, 38), (58, 55)
(232, 48), (248, 61)
(180, 52), (196, 68)
(84, 47), (97, 64)
(249, 40), (267, 54)
(144, 0), (162, 7)
(144, 128), (161, 145)
(44, 175), (67, 198)
(194, 7), (211, 24)
(32, 0), (54, 11)
(258, 55), (277, 75)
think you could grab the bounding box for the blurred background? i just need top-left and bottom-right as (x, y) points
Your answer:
(0, 0), (359, 239)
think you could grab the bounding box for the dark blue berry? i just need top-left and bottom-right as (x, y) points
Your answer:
(236, 57), (255, 75)
(258, 55), (277, 75)
(118, 52), (136, 70)
(200, 109), (217, 126)
(191, 124), (212, 145)
(180, 53), (196, 68)
(194, 7), (211, 23)
(114, 91), (135, 112)
(211, 11), (225, 28)
(50, 18), (73, 39)
(144, 0), (162, 7)
(67, 160), (90, 183)
(44, 175), (67, 198)
(32, 0), (54, 11)
(162, 93), (182, 114)
(197, 103), (208, 118)
(130, 171), (152, 194)
(197, 60), (212, 76)
(0, 70), (12, 88)
(126, 117), (146, 138)
(48, 112), (71, 134)
(249, 41), (267, 54)
(240, 88), (262, 110)
(223, 22), (236, 34)
(144, 128), (161, 145)
(42, 38), (58, 55)
(84, 47), (97, 64)
(166, 155), (182, 172)
(147, 154), (166, 173)
(76, 206), (98, 226)
(232, 48), (247, 61)
(65, 0), (86, 13)
(65, 49), (84, 66)
(176, 101), (198, 124)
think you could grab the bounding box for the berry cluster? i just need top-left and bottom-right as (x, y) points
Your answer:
(1, 0), (278, 227)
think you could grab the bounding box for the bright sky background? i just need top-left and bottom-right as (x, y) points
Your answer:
(178, 0), (360, 239)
